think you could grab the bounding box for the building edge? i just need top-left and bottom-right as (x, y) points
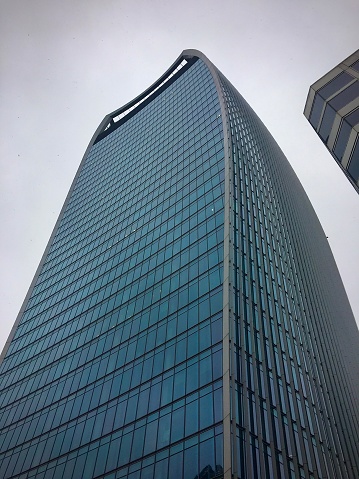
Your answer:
(0, 48), (239, 477)
(2, 49), (358, 478)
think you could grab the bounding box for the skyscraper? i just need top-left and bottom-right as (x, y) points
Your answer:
(1, 49), (358, 479)
(304, 49), (359, 193)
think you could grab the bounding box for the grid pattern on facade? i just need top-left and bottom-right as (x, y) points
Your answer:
(0, 59), (225, 479)
(223, 76), (359, 478)
(1, 50), (359, 479)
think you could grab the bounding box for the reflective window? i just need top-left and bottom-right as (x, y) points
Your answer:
(329, 80), (359, 110)
(333, 120), (352, 162)
(348, 139), (359, 182)
(350, 59), (359, 72)
(309, 93), (325, 129)
(0, 58), (224, 479)
(318, 71), (353, 99)
(345, 107), (359, 127)
(318, 104), (336, 142)
(333, 109), (359, 163)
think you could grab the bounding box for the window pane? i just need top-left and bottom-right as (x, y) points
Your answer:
(171, 406), (185, 442)
(348, 141), (359, 182)
(309, 94), (325, 130)
(157, 414), (171, 448)
(199, 437), (215, 475)
(350, 59), (359, 72)
(169, 451), (183, 478)
(143, 419), (158, 456)
(345, 108), (359, 127)
(200, 393), (214, 429)
(318, 105), (336, 142)
(184, 445), (199, 479)
(130, 425), (145, 461)
(329, 81), (359, 111)
(333, 121), (352, 162)
(318, 71), (353, 99)
(185, 399), (198, 436)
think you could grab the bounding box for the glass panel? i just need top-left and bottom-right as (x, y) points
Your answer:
(318, 71), (353, 99)
(348, 139), (359, 182)
(333, 121), (352, 162)
(183, 445), (199, 479)
(318, 105), (336, 143)
(350, 59), (359, 72)
(309, 93), (325, 129)
(170, 406), (185, 442)
(199, 437), (215, 476)
(345, 107), (359, 127)
(329, 80), (359, 111)
(169, 451), (183, 478)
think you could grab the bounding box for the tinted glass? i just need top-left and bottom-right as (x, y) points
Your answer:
(329, 80), (359, 111)
(345, 107), (359, 127)
(0, 58), (225, 479)
(318, 105), (336, 142)
(318, 71), (353, 100)
(348, 140), (359, 181)
(309, 93), (325, 129)
(350, 59), (359, 72)
(333, 120), (352, 162)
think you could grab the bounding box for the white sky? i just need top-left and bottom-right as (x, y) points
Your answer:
(1, 0), (358, 353)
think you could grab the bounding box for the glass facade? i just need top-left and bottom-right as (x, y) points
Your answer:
(1, 50), (359, 479)
(220, 71), (359, 478)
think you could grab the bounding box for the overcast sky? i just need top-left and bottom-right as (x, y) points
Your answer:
(1, 0), (358, 353)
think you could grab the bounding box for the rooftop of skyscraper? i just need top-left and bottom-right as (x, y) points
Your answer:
(1, 0), (358, 369)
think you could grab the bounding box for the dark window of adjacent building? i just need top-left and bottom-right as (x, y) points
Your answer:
(347, 138), (359, 182)
(309, 94), (325, 130)
(333, 121), (352, 162)
(345, 107), (359, 127)
(318, 71), (353, 100)
(318, 104), (336, 143)
(350, 59), (359, 72)
(329, 80), (359, 111)
(333, 109), (359, 162)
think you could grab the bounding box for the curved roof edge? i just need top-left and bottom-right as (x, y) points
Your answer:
(105, 49), (209, 127)
(0, 49), (224, 363)
(93, 49), (220, 144)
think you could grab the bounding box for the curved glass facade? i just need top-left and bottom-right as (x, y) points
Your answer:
(0, 51), (358, 479)
(219, 70), (359, 478)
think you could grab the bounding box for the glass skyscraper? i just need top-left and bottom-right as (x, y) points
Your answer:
(1, 50), (358, 479)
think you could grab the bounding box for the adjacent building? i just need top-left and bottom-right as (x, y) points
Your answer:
(1, 50), (359, 479)
(304, 49), (359, 193)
